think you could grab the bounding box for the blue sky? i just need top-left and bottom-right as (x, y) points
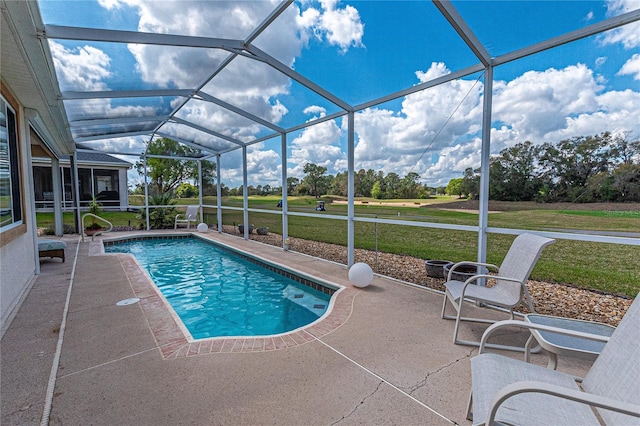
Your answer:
(39, 0), (640, 189)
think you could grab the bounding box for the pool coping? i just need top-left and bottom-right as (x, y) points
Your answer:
(96, 232), (360, 359)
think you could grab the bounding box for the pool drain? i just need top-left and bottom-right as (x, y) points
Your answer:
(116, 297), (140, 306)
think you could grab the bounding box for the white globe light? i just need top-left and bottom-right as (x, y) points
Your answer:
(349, 262), (373, 288)
(197, 223), (208, 232)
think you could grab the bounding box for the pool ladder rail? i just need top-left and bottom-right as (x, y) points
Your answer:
(81, 213), (113, 241)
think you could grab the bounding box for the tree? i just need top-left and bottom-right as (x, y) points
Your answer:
(538, 134), (611, 202)
(383, 172), (401, 199)
(612, 163), (640, 202)
(302, 163), (329, 198)
(175, 182), (198, 198)
(287, 177), (299, 196)
(400, 172), (421, 199)
(446, 178), (463, 197)
(489, 141), (541, 201)
(460, 167), (479, 199)
(135, 138), (215, 196)
(371, 181), (383, 199)
(330, 171), (348, 196)
(200, 159), (217, 196)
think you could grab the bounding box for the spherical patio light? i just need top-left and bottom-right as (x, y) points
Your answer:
(197, 223), (208, 232)
(349, 262), (373, 288)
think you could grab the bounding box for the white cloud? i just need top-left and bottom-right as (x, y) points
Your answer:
(617, 53), (640, 80)
(319, 0), (365, 52)
(294, 0), (365, 53)
(492, 64), (603, 141)
(49, 41), (112, 91)
(304, 105), (327, 116)
(599, 0), (640, 49)
(289, 118), (344, 177)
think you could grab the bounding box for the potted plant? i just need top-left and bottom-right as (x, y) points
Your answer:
(85, 197), (103, 235)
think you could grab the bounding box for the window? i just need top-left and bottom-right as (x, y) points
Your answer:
(0, 96), (22, 230)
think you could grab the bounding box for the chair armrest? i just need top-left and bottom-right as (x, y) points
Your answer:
(449, 261), (499, 273)
(479, 320), (611, 354)
(175, 213), (184, 220)
(487, 381), (640, 425)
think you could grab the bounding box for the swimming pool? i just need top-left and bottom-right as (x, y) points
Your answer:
(104, 236), (334, 339)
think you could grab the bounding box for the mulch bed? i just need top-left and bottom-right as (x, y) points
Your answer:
(233, 226), (632, 326)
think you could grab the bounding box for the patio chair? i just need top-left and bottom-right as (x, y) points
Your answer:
(467, 294), (640, 426)
(441, 233), (555, 349)
(174, 205), (200, 229)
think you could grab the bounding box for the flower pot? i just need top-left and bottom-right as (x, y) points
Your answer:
(256, 227), (269, 235)
(238, 224), (254, 234)
(443, 263), (478, 282)
(85, 227), (102, 236)
(424, 260), (452, 278)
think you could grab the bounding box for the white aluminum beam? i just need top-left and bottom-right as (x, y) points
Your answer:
(196, 91), (284, 133)
(44, 24), (246, 50)
(61, 89), (193, 100)
(170, 117), (245, 147)
(74, 130), (152, 142)
(154, 131), (218, 155)
(244, 44), (352, 112)
(494, 9), (640, 67)
(354, 63), (485, 111)
(70, 115), (169, 126)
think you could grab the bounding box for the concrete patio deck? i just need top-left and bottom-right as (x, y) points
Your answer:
(1, 231), (592, 425)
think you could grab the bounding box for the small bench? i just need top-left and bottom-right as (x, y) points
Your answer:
(38, 239), (67, 262)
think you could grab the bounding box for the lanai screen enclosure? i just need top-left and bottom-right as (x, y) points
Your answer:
(4, 0), (639, 265)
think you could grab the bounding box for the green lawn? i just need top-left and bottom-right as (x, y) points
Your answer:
(37, 196), (640, 298)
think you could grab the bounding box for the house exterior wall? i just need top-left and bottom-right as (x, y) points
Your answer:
(1, 92), (38, 334)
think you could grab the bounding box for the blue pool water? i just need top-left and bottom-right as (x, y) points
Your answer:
(105, 237), (331, 339)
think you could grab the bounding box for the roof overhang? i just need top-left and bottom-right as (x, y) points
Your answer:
(1, 0), (74, 157)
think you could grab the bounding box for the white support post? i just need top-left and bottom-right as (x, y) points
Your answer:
(216, 155), (222, 233)
(281, 132), (289, 250)
(143, 154), (150, 231)
(71, 152), (81, 234)
(51, 157), (63, 235)
(90, 167), (95, 199)
(347, 111), (355, 267)
(477, 65), (494, 272)
(198, 159), (203, 223)
(242, 146), (249, 240)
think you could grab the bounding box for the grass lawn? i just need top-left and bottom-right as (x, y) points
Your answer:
(37, 196), (640, 298)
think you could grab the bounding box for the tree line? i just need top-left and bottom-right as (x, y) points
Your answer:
(448, 132), (639, 203)
(135, 133), (639, 203)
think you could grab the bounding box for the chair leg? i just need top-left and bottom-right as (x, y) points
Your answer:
(441, 291), (450, 319)
(444, 295), (537, 351)
(466, 390), (473, 421)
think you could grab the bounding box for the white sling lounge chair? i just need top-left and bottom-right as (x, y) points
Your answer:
(467, 294), (640, 426)
(441, 233), (555, 348)
(174, 205), (200, 229)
